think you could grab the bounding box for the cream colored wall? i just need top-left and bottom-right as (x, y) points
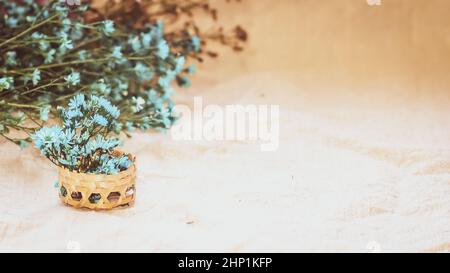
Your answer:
(201, 0), (450, 106)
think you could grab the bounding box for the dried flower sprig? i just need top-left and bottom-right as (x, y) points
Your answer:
(86, 0), (248, 62)
(32, 94), (132, 175)
(0, 0), (201, 146)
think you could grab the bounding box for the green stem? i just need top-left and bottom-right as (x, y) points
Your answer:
(0, 14), (60, 49)
(2, 102), (40, 109)
(21, 79), (64, 95)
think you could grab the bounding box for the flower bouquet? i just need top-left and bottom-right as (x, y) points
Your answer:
(32, 94), (136, 210)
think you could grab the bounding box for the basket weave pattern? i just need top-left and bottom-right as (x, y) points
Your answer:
(57, 163), (136, 210)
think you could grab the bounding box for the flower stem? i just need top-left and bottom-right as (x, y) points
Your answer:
(0, 14), (60, 49)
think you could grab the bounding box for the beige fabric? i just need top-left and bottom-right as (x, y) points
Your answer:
(0, 0), (449, 252)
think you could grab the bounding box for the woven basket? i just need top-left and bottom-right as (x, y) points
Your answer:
(56, 154), (137, 210)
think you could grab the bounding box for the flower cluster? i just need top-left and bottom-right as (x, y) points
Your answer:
(0, 0), (202, 146)
(32, 94), (132, 175)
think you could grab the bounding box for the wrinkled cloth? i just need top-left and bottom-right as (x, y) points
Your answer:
(1, 0), (450, 252)
(0, 71), (449, 252)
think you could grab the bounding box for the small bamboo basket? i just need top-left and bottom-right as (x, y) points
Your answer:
(56, 154), (136, 210)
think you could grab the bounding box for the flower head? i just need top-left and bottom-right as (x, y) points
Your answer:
(65, 71), (80, 86)
(0, 77), (14, 91)
(39, 105), (51, 121)
(191, 36), (201, 52)
(32, 69), (41, 86)
(134, 63), (153, 82)
(156, 40), (169, 60)
(101, 20), (115, 36)
(32, 126), (63, 150)
(131, 96), (145, 113)
(91, 114), (108, 127)
(6, 51), (17, 66)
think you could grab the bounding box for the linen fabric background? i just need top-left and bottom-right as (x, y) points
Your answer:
(0, 0), (449, 252)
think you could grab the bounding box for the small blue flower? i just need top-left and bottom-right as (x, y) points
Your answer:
(99, 98), (120, 118)
(134, 63), (153, 82)
(131, 96), (146, 113)
(78, 50), (87, 61)
(191, 36), (201, 52)
(111, 46), (122, 59)
(32, 69), (41, 86)
(156, 40), (170, 60)
(32, 126), (63, 149)
(65, 109), (82, 120)
(91, 114), (108, 127)
(125, 122), (135, 132)
(118, 155), (132, 169)
(65, 71), (80, 86)
(158, 71), (176, 89)
(68, 94), (85, 109)
(140, 32), (152, 49)
(91, 81), (111, 95)
(129, 36), (142, 52)
(45, 49), (56, 64)
(59, 33), (74, 53)
(101, 20), (115, 36)
(6, 51), (17, 66)
(6, 17), (18, 28)
(174, 56), (185, 73)
(0, 77), (14, 91)
(39, 105), (51, 121)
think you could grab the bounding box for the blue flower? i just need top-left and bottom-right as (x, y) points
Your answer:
(94, 96), (120, 118)
(129, 36), (142, 52)
(32, 69), (41, 86)
(156, 40), (170, 60)
(78, 50), (87, 61)
(65, 71), (80, 86)
(131, 96), (145, 113)
(39, 105), (51, 121)
(0, 77), (14, 91)
(91, 114), (108, 127)
(98, 155), (120, 174)
(174, 56), (185, 73)
(118, 155), (132, 169)
(101, 20), (115, 36)
(140, 32), (152, 49)
(91, 81), (111, 95)
(125, 122), (135, 132)
(59, 33), (73, 53)
(45, 49), (56, 64)
(6, 51), (17, 66)
(65, 109), (82, 120)
(6, 17), (18, 28)
(68, 94), (85, 109)
(134, 63), (153, 82)
(191, 36), (201, 52)
(32, 126), (63, 150)
(87, 136), (120, 153)
(60, 129), (75, 146)
(158, 70), (176, 89)
(147, 89), (163, 108)
(111, 46), (123, 59)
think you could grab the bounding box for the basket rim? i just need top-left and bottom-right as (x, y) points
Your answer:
(56, 151), (136, 179)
